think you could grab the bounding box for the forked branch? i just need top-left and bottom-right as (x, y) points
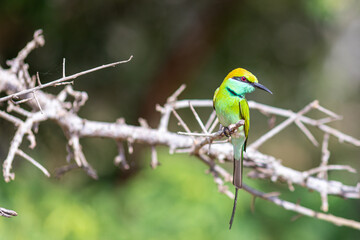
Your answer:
(0, 30), (359, 230)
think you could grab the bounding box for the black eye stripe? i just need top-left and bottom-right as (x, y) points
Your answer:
(233, 76), (249, 83)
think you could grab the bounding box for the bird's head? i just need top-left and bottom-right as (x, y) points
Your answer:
(222, 68), (272, 96)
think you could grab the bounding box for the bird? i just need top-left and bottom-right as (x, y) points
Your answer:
(213, 68), (272, 229)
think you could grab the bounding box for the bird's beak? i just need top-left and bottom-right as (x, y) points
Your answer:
(252, 82), (273, 94)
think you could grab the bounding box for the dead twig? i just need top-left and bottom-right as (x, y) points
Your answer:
(0, 56), (133, 104)
(0, 207), (18, 218)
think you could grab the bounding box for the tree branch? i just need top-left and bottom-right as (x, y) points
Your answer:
(0, 30), (359, 231)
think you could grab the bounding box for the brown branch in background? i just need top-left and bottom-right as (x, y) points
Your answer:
(140, 0), (238, 120)
(54, 164), (78, 178)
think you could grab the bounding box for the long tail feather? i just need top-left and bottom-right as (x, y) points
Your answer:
(233, 159), (242, 188)
(232, 139), (244, 189)
(229, 188), (239, 229)
(229, 143), (244, 230)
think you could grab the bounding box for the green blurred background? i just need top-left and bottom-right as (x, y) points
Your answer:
(0, 0), (360, 239)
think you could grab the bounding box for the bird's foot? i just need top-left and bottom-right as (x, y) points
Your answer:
(223, 126), (231, 137)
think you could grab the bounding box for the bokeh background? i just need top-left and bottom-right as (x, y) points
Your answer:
(1, 0), (360, 239)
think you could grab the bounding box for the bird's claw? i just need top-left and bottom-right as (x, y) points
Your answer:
(223, 126), (231, 137)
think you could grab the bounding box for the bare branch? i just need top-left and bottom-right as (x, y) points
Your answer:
(321, 191), (329, 213)
(150, 146), (160, 169)
(171, 109), (192, 134)
(198, 146), (360, 229)
(205, 110), (217, 132)
(2, 112), (47, 182)
(32, 91), (43, 114)
(0, 110), (23, 126)
(11, 96), (33, 105)
(318, 133), (331, 179)
(303, 165), (356, 177)
(16, 149), (50, 177)
(26, 130), (36, 149)
(295, 119), (319, 147)
(169, 99), (360, 147)
(55, 81), (73, 86)
(127, 138), (134, 154)
(248, 100), (360, 147)
(0, 207), (18, 218)
(55, 164), (78, 178)
(63, 58), (66, 78)
(36, 72), (42, 86)
(178, 132), (214, 137)
(0, 56), (133, 104)
(139, 118), (160, 169)
(314, 104), (342, 119)
(158, 84), (186, 132)
(318, 133), (331, 212)
(208, 117), (219, 134)
(1, 30), (359, 229)
(249, 100), (318, 150)
(242, 184), (360, 230)
(114, 140), (129, 170)
(167, 84), (186, 103)
(6, 29), (45, 73)
(138, 117), (150, 128)
(189, 102), (208, 133)
(7, 102), (32, 117)
(196, 120), (244, 152)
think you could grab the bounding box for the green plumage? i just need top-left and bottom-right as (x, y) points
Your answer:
(213, 68), (253, 188)
(213, 68), (272, 229)
(213, 85), (249, 188)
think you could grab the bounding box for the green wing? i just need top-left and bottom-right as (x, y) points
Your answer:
(239, 98), (250, 151)
(213, 87), (219, 110)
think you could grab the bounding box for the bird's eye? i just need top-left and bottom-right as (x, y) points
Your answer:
(241, 77), (247, 81)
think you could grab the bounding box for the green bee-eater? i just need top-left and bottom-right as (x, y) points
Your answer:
(213, 68), (272, 229)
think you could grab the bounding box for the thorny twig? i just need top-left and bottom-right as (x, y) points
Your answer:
(318, 133), (331, 212)
(0, 207), (18, 218)
(0, 30), (359, 230)
(0, 56), (133, 103)
(157, 92), (360, 229)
